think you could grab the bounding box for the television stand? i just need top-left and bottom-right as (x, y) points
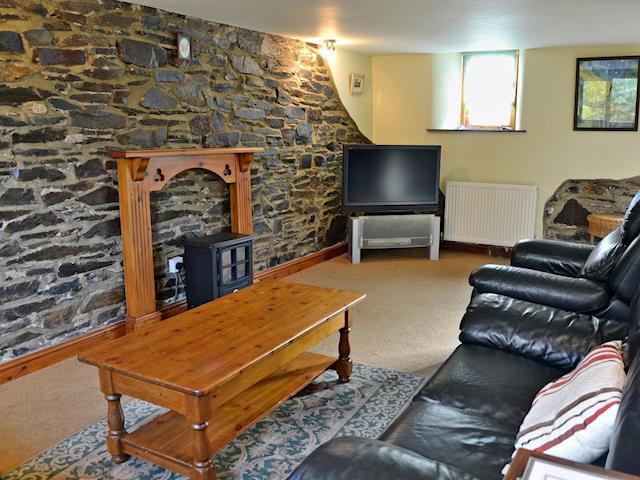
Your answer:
(348, 214), (440, 264)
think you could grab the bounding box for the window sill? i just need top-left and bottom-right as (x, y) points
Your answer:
(426, 128), (527, 133)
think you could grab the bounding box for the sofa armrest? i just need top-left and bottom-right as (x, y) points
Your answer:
(469, 265), (610, 313)
(606, 352), (640, 476)
(288, 437), (481, 480)
(459, 293), (614, 370)
(511, 238), (594, 277)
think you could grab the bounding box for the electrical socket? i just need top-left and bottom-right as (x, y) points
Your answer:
(168, 256), (183, 274)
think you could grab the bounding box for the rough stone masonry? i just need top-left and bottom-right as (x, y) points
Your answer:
(544, 176), (640, 242)
(0, 0), (369, 363)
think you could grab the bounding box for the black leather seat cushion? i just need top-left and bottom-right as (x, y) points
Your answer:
(380, 345), (564, 480)
(415, 344), (564, 423)
(288, 437), (483, 480)
(460, 293), (628, 370)
(381, 401), (518, 480)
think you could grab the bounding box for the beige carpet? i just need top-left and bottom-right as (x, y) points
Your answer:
(0, 249), (502, 474)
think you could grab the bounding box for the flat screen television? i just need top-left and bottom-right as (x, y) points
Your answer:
(343, 145), (441, 213)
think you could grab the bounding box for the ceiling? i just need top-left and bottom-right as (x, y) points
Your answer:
(132, 0), (640, 54)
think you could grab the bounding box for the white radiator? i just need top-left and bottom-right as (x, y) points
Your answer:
(444, 181), (537, 247)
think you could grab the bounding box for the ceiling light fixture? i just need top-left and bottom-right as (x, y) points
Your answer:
(324, 39), (336, 52)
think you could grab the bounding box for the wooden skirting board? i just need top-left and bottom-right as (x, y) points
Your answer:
(0, 322), (127, 385)
(441, 240), (512, 258)
(0, 240), (506, 385)
(254, 242), (347, 282)
(0, 242), (348, 385)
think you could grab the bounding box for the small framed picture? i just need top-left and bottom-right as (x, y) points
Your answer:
(505, 450), (632, 480)
(177, 34), (192, 62)
(522, 457), (615, 480)
(574, 56), (640, 131)
(349, 73), (365, 95)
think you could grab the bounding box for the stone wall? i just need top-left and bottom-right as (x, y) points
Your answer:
(0, 0), (368, 363)
(543, 176), (640, 241)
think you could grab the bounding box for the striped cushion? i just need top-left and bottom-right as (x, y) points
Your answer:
(503, 340), (626, 472)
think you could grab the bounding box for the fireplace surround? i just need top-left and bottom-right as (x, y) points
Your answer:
(109, 147), (262, 331)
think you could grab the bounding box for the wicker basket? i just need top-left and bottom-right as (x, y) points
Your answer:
(587, 213), (624, 240)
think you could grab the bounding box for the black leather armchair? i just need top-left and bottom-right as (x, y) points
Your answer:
(470, 232), (640, 325)
(470, 193), (640, 324)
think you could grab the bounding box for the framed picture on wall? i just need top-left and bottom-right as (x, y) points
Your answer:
(349, 73), (365, 95)
(574, 56), (640, 131)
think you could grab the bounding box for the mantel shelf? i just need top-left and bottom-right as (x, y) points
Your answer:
(109, 147), (263, 185)
(107, 147), (264, 159)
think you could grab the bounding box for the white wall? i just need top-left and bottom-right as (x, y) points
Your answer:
(327, 47), (373, 140)
(372, 54), (432, 143)
(372, 45), (640, 236)
(431, 52), (461, 129)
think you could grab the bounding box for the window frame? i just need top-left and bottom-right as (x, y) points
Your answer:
(460, 50), (520, 130)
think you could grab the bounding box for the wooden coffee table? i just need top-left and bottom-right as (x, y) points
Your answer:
(79, 280), (365, 479)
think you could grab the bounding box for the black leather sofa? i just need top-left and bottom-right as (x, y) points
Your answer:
(290, 197), (640, 480)
(289, 294), (640, 480)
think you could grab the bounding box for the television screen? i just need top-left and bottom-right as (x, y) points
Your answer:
(343, 145), (441, 213)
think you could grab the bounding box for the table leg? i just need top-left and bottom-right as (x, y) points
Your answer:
(106, 394), (130, 463)
(187, 397), (216, 480)
(336, 311), (353, 383)
(100, 370), (130, 464)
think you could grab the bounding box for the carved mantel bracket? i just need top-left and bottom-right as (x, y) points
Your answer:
(108, 147), (262, 332)
(130, 157), (150, 181)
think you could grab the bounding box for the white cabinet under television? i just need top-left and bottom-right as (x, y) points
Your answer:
(348, 214), (440, 264)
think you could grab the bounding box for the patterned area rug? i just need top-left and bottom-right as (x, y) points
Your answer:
(6, 363), (426, 480)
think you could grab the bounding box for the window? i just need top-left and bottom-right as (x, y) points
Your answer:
(461, 50), (519, 129)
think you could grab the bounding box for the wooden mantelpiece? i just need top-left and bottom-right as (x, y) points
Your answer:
(108, 147), (263, 332)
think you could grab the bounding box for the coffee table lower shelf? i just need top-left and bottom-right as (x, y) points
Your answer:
(121, 352), (337, 476)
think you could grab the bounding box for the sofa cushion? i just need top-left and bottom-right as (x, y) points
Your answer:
(460, 293), (626, 370)
(381, 401), (518, 480)
(415, 344), (565, 424)
(507, 341), (625, 470)
(580, 228), (626, 281)
(287, 437), (483, 480)
(470, 264), (611, 313)
(621, 192), (640, 245)
(511, 238), (593, 277)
